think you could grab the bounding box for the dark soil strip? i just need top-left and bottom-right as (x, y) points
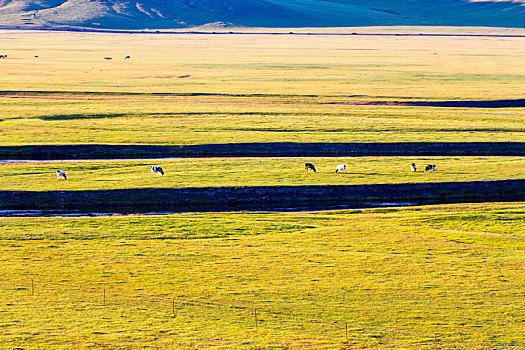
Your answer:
(1, 143), (524, 160)
(2, 91), (524, 108)
(1, 180), (523, 213)
(328, 99), (525, 108)
(0, 90), (318, 98)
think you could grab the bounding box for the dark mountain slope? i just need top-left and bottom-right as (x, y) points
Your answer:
(0, 0), (524, 29)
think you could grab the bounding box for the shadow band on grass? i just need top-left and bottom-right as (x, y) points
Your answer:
(1, 91), (524, 108)
(1, 142), (524, 160)
(327, 99), (525, 108)
(1, 180), (524, 213)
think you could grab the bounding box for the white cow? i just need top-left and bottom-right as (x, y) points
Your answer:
(56, 170), (67, 180)
(424, 164), (436, 173)
(335, 164), (346, 173)
(151, 166), (164, 175)
(410, 163), (417, 172)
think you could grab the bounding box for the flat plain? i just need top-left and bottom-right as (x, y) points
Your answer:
(0, 30), (524, 146)
(0, 157), (524, 191)
(0, 203), (524, 349)
(0, 28), (524, 349)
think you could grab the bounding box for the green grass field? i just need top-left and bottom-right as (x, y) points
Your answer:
(0, 29), (524, 349)
(0, 203), (524, 348)
(1, 96), (523, 145)
(1, 156), (524, 191)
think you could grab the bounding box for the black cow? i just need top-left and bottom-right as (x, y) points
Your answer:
(151, 166), (164, 175)
(305, 163), (316, 172)
(425, 164), (436, 173)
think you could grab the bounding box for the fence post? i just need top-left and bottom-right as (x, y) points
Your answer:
(31, 279), (34, 296)
(172, 299), (175, 316)
(254, 309), (258, 328)
(103, 289), (106, 305)
(345, 322), (348, 342)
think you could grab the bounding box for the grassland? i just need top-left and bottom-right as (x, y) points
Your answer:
(0, 202), (524, 348)
(1, 96), (524, 145)
(0, 30), (524, 146)
(1, 31), (524, 98)
(0, 156), (524, 191)
(0, 29), (524, 349)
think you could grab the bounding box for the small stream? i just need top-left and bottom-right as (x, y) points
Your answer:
(0, 202), (420, 217)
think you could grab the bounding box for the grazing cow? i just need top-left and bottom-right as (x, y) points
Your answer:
(305, 163), (316, 172)
(425, 164), (436, 173)
(104, 57), (112, 60)
(410, 163), (417, 172)
(0, 55), (6, 59)
(125, 56), (130, 59)
(34, 55), (38, 58)
(151, 166), (164, 176)
(56, 170), (67, 180)
(335, 164), (346, 173)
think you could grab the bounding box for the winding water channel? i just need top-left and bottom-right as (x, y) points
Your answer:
(0, 202), (421, 217)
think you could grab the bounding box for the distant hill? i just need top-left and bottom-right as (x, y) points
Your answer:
(0, 0), (524, 29)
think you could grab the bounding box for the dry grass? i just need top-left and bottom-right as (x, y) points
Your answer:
(0, 31), (524, 146)
(0, 31), (524, 98)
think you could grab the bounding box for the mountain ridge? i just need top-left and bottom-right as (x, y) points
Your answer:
(0, 0), (524, 29)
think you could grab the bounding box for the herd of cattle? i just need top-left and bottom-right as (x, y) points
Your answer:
(104, 56), (131, 60)
(56, 166), (164, 179)
(306, 162), (435, 173)
(56, 163), (436, 180)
